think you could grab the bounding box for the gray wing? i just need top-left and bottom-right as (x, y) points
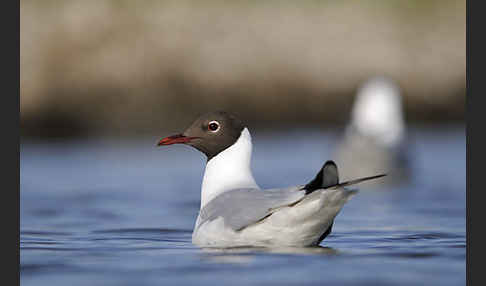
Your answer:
(197, 162), (385, 232)
(198, 186), (306, 231)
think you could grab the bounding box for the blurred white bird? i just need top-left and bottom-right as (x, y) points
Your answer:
(334, 76), (411, 189)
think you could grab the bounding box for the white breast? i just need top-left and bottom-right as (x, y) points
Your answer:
(200, 128), (260, 208)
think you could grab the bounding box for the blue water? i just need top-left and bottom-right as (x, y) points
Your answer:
(20, 126), (466, 286)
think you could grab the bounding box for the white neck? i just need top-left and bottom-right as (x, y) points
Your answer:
(200, 128), (259, 208)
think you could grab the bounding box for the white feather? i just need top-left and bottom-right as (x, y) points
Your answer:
(200, 128), (259, 208)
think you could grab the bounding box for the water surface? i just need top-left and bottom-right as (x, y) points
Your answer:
(20, 126), (465, 286)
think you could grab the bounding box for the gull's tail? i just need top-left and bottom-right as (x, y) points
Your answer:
(303, 160), (386, 244)
(304, 160), (386, 194)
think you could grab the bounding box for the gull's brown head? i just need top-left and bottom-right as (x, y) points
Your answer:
(157, 111), (245, 160)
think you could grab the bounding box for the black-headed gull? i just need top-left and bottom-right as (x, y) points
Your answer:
(158, 111), (385, 247)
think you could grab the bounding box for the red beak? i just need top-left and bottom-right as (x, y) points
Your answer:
(157, 134), (198, 146)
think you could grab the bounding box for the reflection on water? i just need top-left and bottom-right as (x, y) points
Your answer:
(20, 126), (465, 286)
(202, 246), (339, 255)
(200, 245), (340, 264)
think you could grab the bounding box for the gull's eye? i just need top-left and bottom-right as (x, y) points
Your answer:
(208, 121), (220, 132)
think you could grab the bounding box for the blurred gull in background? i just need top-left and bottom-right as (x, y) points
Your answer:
(335, 76), (411, 189)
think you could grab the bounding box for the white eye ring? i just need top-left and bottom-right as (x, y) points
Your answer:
(208, 121), (220, 132)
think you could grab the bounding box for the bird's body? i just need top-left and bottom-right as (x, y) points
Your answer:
(335, 76), (410, 187)
(193, 186), (355, 247)
(158, 111), (385, 247)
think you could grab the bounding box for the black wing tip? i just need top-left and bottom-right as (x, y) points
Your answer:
(334, 173), (388, 188)
(323, 160), (337, 167)
(304, 160), (340, 194)
(369, 173), (387, 179)
(305, 161), (388, 193)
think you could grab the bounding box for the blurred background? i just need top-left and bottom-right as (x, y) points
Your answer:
(20, 0), (465, 138)
(20, 1), (466, 286)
